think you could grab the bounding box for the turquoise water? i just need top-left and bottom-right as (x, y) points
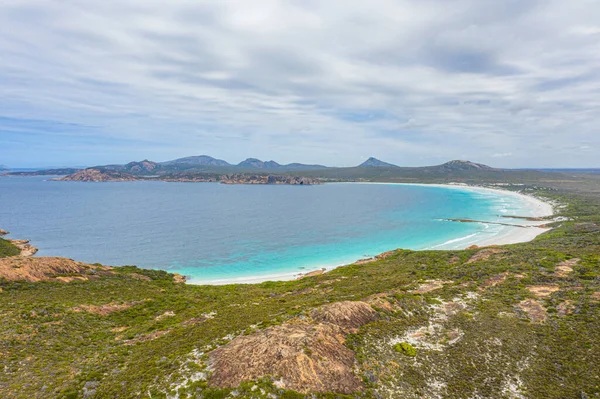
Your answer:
(0, 177), (533, 284)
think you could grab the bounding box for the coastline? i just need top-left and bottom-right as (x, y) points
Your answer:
(188, 183), (556, 285)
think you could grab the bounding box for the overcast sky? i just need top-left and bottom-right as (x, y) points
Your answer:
(1, 0), (599, 168)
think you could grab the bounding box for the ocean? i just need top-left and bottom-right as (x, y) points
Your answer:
(0, 176), (541, 284)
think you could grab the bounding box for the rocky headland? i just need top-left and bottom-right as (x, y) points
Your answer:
(57, 169), (321, 185)
(220, 174), (321, 185)
(58, 168), (138, 182)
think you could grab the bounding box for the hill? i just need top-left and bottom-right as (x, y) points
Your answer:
(358, 157), (398, 167)
(161, 155), (231, 167)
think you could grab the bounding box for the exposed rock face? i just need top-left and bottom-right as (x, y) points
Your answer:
(0, 229), (9, 236)
(0, 256), (112, 282)
(310, 301), (378, 331)
(220, 174), (321, 185)
(58, 168), (138, 182)
(9, 239), (38, 256)
(208, 301), (378, 394)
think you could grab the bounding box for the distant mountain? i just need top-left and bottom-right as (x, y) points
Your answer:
(358, 157), (398, 167)
(103, 160), (161, 174)
(237, 158), (281, 168)
(237, 158), (328, 170)
(283, 163), (328, 171)
(161, 155), (231, 167)
(437, 160), (494, 171)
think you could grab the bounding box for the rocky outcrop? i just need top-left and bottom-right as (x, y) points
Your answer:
(310, 301), (378, 331)
(220, 174), (321, 185)
(208, 301), (378, 394)
(0, 229), (8, 236)
(9, 239), (38, 256)
(0, 256), (112, 282)
(58, 168), (138, 182)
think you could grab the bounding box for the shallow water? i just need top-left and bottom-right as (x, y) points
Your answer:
(0, 177), (533, 283)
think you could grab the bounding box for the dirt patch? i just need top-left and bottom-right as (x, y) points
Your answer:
(0, 256), (111, 282)
(527, 285), (560, 298)
(55, 276), (89, 283)
(557, 300), (575, 316)
(410, 280), (453, 294)
(76, 299), (149, 315)
(155, 311), (175, 321)
(310, 301), (378, 331)
(448, 255), (461, 265)
(554, 258), (579, 278)
(516, 299), (547, 323)
(366, 293), (400, 312)
(129, 273), (152, 281)
(208, 322), (362, 394)
(124, 329), (171, 345)
(591, 292), (600, 302)
(479, 272), (510, 290)
(466, 248), (507, 264)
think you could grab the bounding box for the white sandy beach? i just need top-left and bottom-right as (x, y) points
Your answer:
(190, 183), (556, 285)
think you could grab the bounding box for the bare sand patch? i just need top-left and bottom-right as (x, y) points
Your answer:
(517, 299), (547, 323)
(554, 258), (579, 278)
(410, 280), (453, 294)
(527, 285), (560, 298)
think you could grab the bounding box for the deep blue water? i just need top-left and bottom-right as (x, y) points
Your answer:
(0, 177), (530, 283)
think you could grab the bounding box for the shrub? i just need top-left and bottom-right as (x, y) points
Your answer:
(393, 342), (417, 357)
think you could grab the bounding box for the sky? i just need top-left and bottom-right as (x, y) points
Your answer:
(1, 0), (599, 168)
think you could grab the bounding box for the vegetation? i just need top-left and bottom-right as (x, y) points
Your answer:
(0, 238), (19, 258)
(1, 173), (599, 398)
(393, 342), (416, 357)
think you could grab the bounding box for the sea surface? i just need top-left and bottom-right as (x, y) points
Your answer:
(0, 177), (536, 283)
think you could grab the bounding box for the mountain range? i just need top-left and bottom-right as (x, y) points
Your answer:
(3, 156), (501, 179)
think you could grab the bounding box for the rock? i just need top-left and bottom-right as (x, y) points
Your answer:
(0, 256), (112, 282)
(208, 301), (378, 394)
(58, 168), (138, 182)
(8, 239), (38, 256)
(0, 229), (9, 236)
(209, 322), (362, 394)
(297, 268), (326, 279)
(310, 301), (378, 331)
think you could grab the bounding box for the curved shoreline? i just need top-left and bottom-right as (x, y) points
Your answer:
(189, 183), (556, 285)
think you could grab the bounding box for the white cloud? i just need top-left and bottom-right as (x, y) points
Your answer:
(0, 0), (599, 167)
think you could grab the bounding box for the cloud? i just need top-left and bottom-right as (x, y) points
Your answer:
(0, 0), (599, 167)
